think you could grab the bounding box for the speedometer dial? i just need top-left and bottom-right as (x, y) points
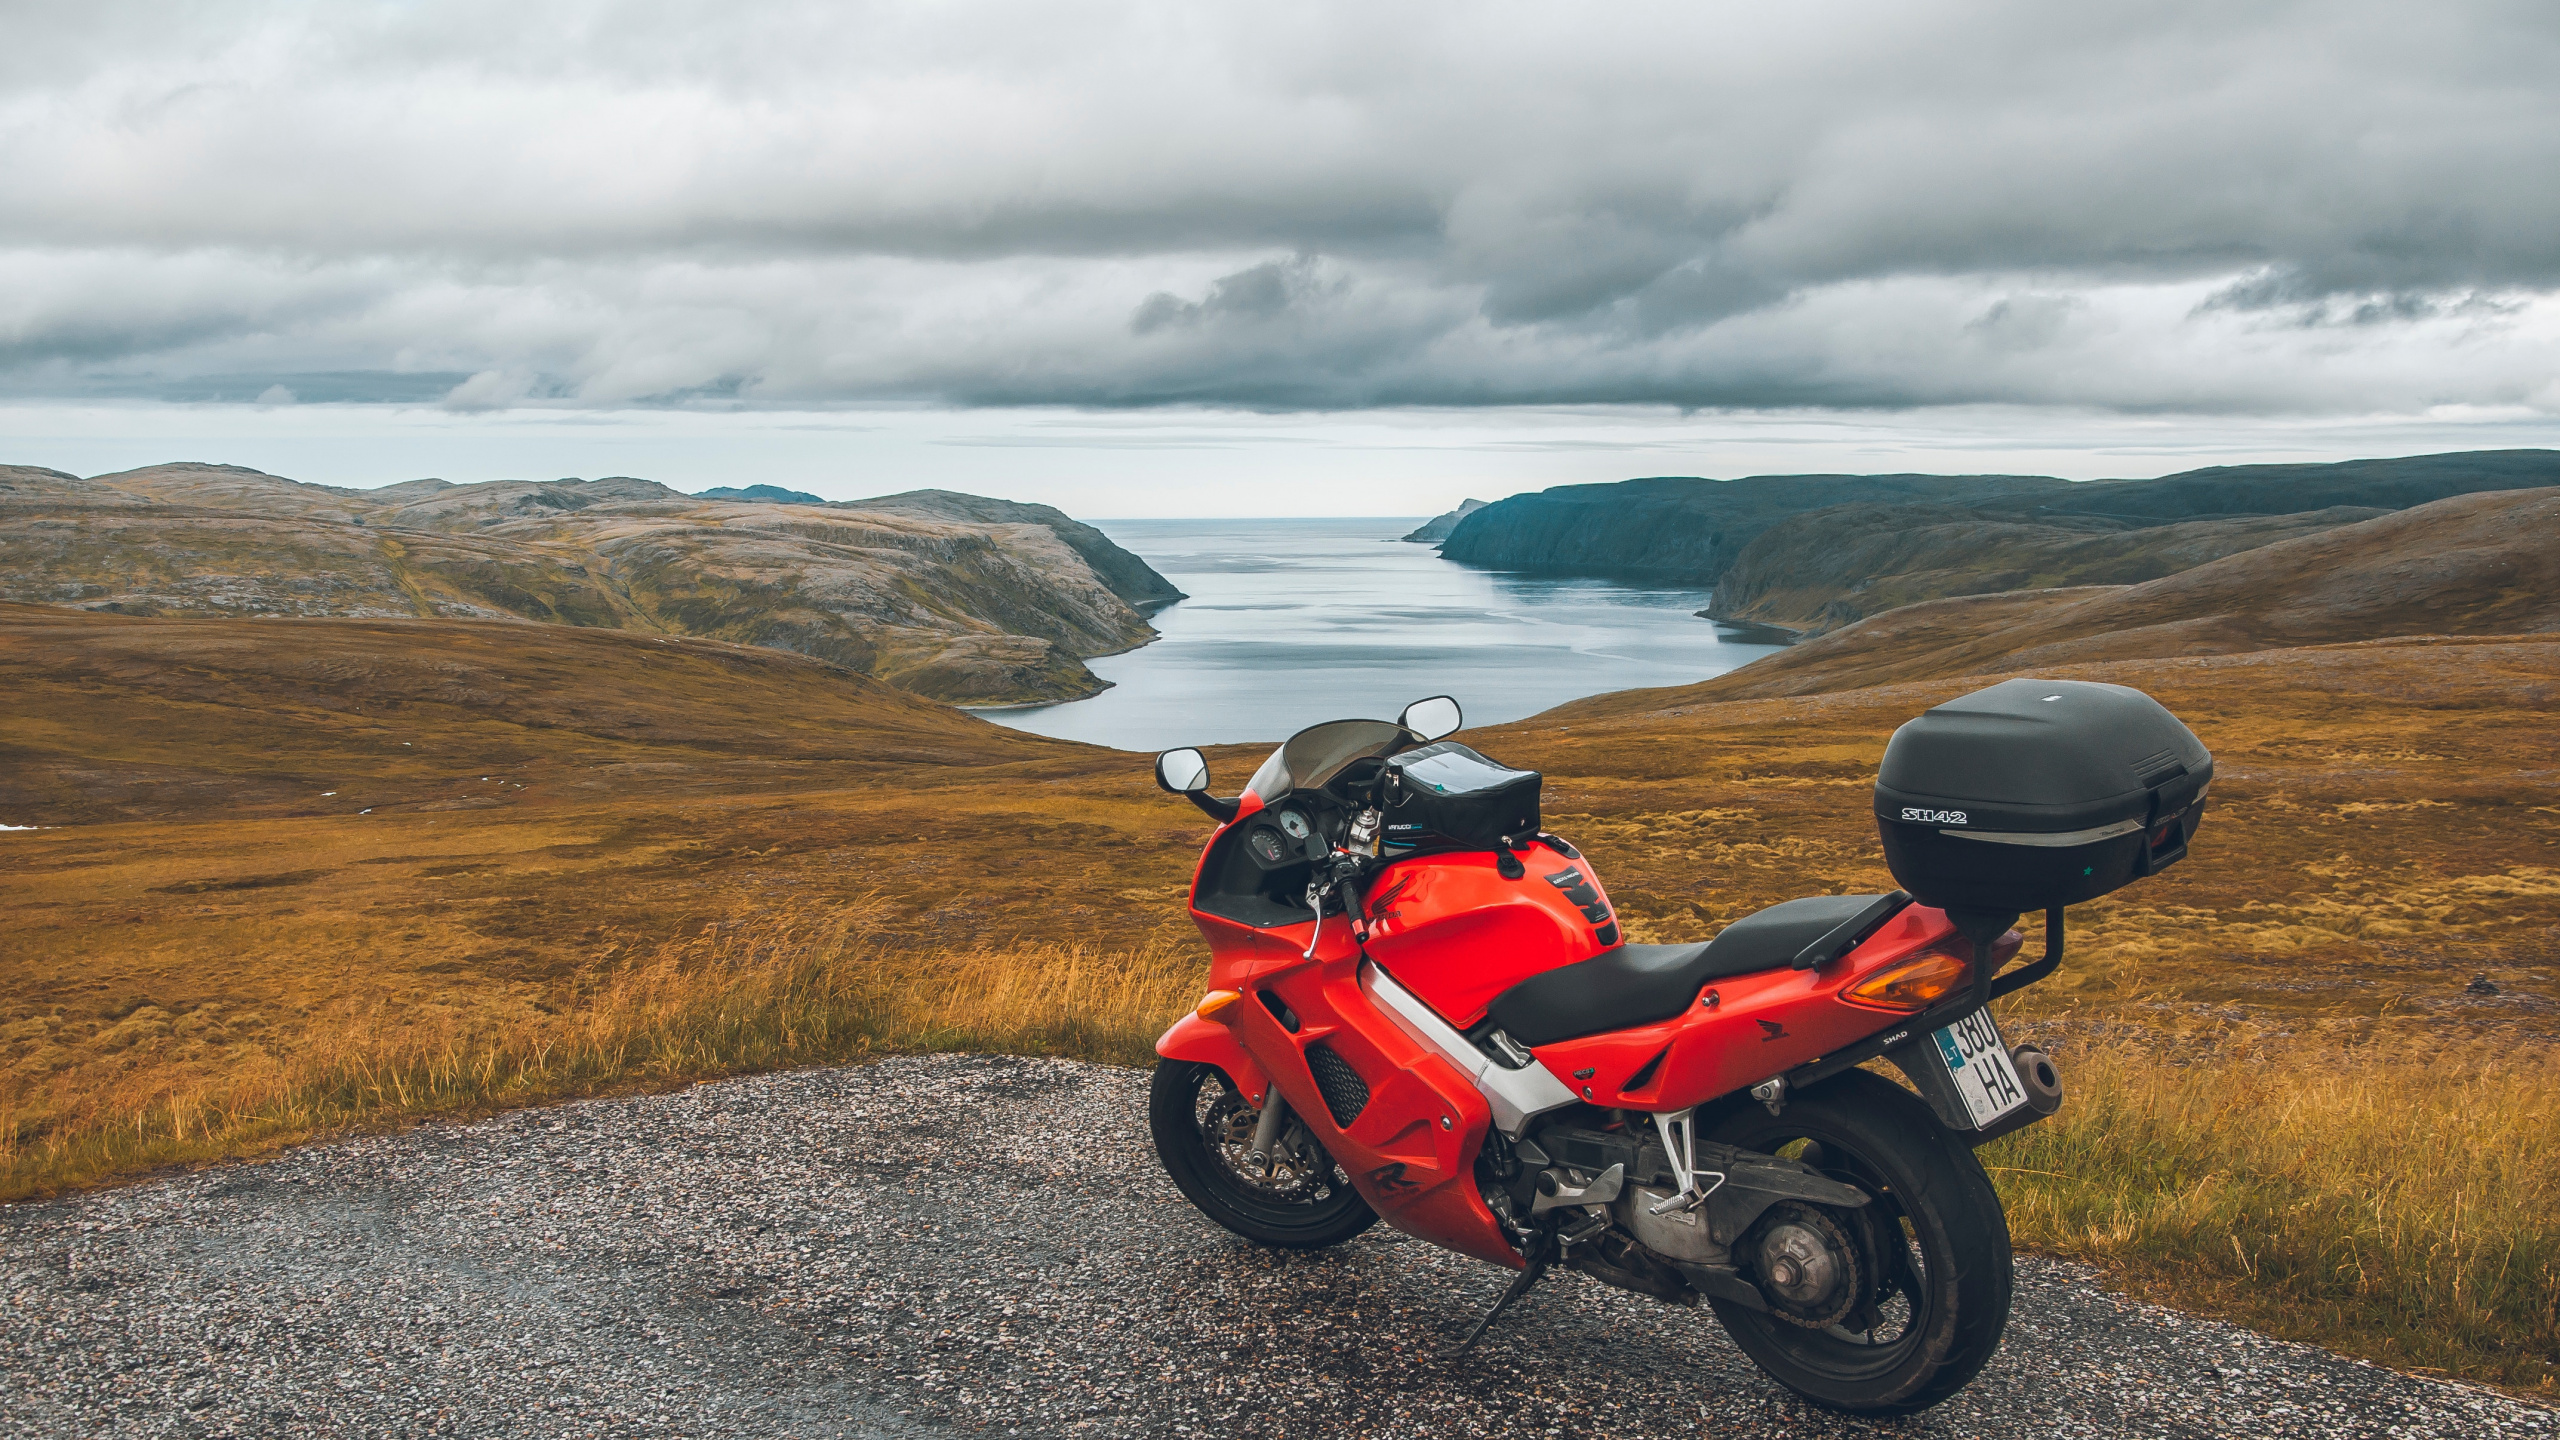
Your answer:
(1277, 810), (1312, 840)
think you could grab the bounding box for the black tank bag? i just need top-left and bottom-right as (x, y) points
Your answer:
(1383, 741), (1542, 850)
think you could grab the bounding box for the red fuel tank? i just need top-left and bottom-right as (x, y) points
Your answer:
(1359, 841), (1620, 1030)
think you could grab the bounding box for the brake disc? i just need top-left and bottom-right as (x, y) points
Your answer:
(1201, 1090), (1327, 1202)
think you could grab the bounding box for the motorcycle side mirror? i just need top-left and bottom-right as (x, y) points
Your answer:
(1398, 695), (1463, 742)
(1155, 748), (1210, 793)
(1154, 748), (1241, 821)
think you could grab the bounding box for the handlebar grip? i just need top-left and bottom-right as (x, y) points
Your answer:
(1337, 871), (1368, 936)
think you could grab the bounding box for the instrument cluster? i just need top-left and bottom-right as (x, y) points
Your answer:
(1241, 804), (1329, 871)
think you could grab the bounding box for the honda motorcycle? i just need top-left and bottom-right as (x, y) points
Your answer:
(1146, 682), (2211, 1414)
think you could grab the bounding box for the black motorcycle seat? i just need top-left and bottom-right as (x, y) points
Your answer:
(1482, 894), (1892, 1047)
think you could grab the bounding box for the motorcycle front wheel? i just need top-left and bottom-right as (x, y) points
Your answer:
(1703, 1068), (2014, 1416)
(1149, 1060), (1377, 1248)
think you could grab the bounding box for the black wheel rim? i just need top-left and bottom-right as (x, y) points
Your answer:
(1733, 1125), (1940, 1380)
(1181, 1067), (1359, 1224)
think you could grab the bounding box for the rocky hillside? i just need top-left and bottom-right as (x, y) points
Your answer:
(849, 489), (1185, 613)
(1555, 486), (2560, 710)
(0, 463), (1181, 704)
(1707, 503), (2386, 636)
(1437, 449), (2560, 588)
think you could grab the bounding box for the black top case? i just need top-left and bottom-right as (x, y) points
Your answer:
(1873, 678), (2213, 913)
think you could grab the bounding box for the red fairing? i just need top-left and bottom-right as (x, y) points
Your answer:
(1216, 948), (1520, 1269)
(1528, 902), (1973, 1113)
(1169, 814), (1524, 1269)
(1155, 1012), (1273, 1107)
(1359, 842), (1619, 1028)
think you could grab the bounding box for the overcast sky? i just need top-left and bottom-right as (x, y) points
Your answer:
(5, 0), (2557, 511)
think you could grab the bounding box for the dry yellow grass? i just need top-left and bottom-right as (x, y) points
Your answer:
(0, 896), (1201, 1203)
(1986, 1025), (2559, 1393)
(8, 896), (2549, 1392)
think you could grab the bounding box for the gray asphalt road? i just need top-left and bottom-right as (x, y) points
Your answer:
(4, 1054), (2553, 1439)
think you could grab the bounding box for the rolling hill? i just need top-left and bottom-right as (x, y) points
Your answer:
(0, 463), (1180, 704)
(1558, 485), (2560, 710)
(1706, 503), (2388, 636)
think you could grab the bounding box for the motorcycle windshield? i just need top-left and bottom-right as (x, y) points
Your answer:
(1245, 718), (1411, 803)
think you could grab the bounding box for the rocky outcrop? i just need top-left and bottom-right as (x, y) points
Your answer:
(1402, 498), (1487, 543)
(852, 488), (1186, 613)
(1438, 450), (2560, 588)
(0, 464), (1175, 705)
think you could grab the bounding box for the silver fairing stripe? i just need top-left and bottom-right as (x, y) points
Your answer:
(1359, 963), (1579, 1136)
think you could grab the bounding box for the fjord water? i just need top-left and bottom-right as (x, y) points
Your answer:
(982, 518), (1782, 750)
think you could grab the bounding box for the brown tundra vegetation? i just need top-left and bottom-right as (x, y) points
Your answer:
(3, 493), (2557, 1393)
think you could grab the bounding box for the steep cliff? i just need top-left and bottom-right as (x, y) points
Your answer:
(0, 464), (1169, 705)
(1435, 473), (2076, 583)
(1438, 450), (2560, 587)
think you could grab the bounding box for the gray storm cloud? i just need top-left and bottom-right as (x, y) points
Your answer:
(1, 0), (2554, 415)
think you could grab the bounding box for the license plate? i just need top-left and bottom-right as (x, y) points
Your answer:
(1931, 1010), (2030, 1129)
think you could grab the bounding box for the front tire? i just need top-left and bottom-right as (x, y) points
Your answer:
(1704, 1068), (2014, 1415)
(1149, 1060), (1376, 1248)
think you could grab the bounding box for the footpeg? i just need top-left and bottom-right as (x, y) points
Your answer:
(1529, 1162), (1623, 1215)
(1552, 1208), (1610, 1249)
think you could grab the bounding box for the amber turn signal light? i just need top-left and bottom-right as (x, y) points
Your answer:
(1845, 950), (1974, 1012)
(1195, 989), (1242, 1021)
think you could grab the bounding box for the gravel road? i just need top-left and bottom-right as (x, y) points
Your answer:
(5, 1054), (2553, 1439)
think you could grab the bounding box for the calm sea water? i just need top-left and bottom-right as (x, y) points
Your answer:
(981, 518), (1781, 752)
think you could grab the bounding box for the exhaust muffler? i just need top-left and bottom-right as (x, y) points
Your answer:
(2010, 1043), (2063, 1116)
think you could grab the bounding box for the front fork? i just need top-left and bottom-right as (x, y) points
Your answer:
(1245, 1088), (1289, 1174)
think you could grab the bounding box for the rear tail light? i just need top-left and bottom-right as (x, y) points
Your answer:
(1845, 949), (1974, 1012)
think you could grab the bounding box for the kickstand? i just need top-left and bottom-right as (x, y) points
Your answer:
(1459, 1229), (1558, 1353)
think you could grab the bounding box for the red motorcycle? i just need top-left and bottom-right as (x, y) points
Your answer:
(1148, 683), (2211, 1414)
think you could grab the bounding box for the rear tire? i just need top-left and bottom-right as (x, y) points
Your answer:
(1703, 1068), (2013, 1415)
(1149, 1060), (1377, 1249)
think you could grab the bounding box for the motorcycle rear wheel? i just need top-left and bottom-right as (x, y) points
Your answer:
(1149, 1060), (1377, 1248)
(1702, 1068), (2013, 1416)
